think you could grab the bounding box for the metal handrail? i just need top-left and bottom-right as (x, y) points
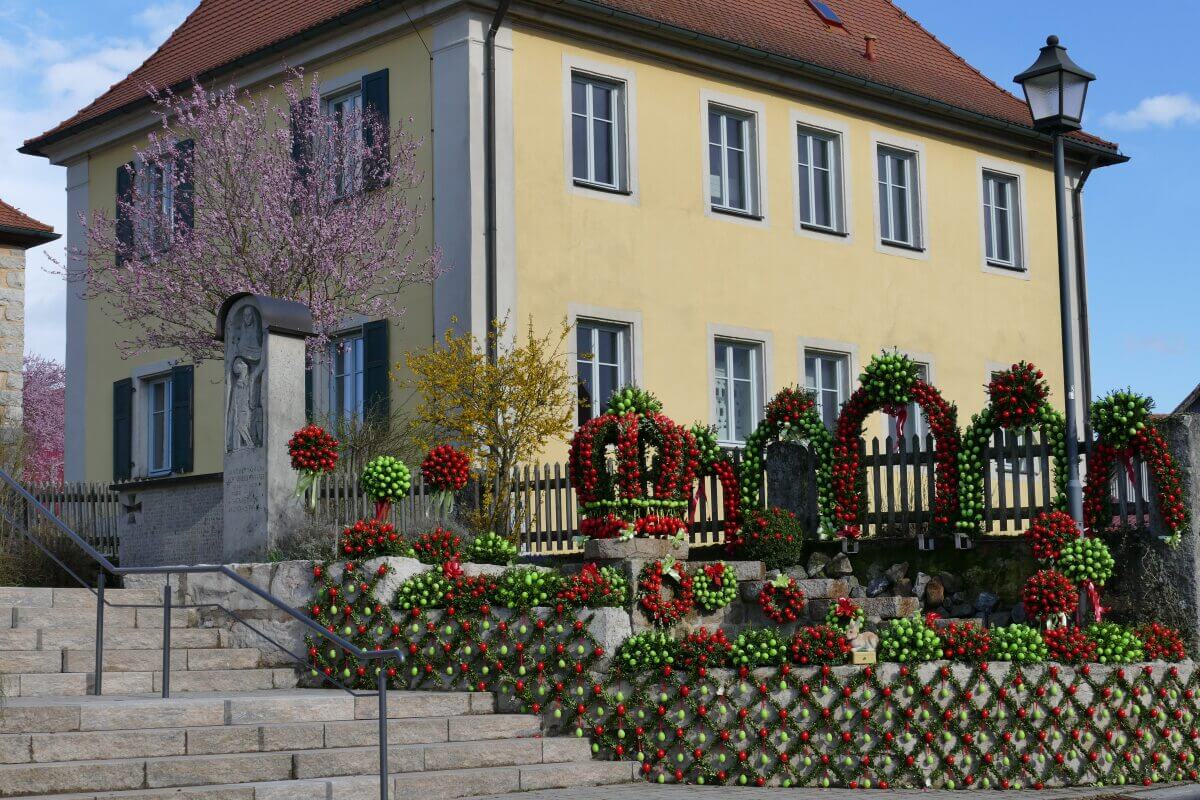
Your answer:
(0, 468), (398, 800)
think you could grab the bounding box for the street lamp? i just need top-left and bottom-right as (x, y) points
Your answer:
(1014, 36), (1096, 529)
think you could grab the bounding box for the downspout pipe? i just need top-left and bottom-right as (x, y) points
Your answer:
(1072, 155), (1099, 436)
(485, 0), (513, 363)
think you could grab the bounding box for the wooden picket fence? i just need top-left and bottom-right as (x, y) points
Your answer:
(6, 433), (1154, 558)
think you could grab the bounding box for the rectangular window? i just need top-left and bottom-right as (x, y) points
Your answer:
(576, 320), (630, 426)
(983, 171), (1022, 268)
(714, 339), (762, 444)
(326, 89), (363, 197)
(329, 332), (365, 423)
(797, 127), (842, 232)
(146, 376), (172, 476)
(877, 146), (921, 248)
(804, 350), (849, 431)
(888, 362), (930, 444)
(571, 73), (626, 190)
(135, 160), (173, 250)
(708, 105), (758, 215)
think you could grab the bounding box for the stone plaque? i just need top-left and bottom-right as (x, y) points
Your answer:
(216, 293), (314, 563)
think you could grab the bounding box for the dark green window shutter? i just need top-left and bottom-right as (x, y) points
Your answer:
(290, 98), (315, 182)
(170, 365), (194, 474)
(112, 379), (133, 481)
(304, 365), (314, 421)
(174, 139), (194, 230)
(362, 320), (390, 422)
(115, 162), (135, 264)
(360, 69), (390, 189)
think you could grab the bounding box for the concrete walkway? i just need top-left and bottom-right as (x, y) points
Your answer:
(475, 782), (1200, 800)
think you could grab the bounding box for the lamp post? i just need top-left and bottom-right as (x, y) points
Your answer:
(1014, 35), (1096, 528)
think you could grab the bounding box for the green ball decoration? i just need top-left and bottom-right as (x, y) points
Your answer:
(615, 631), (678, 673)
(692, 562), (739, 613)
(878, 614), (941, 663)
(494, 568), (563, 609)
(467, 531), (519, 566)
(730, 628), (787, 667)
(990, 624), (1049, 664)
(1057, 536), (1115, 585)
(360, 455), (412, 504)
(1086, 622), (1145, 664)
(393, 571), (450, 612)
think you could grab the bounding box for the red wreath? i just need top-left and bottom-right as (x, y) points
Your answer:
(1085, 430), (1187, 542)
(637, 560), (694, 627)
(421, 445), (470, 492)
(831, 380), (960, 539)
(757, 578), (806, 624)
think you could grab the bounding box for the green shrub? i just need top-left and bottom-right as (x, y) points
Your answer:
(735, 507), (806, 570)
(467, 532), (518, 566)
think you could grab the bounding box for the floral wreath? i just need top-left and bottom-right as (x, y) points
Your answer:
(832, 351), (961, 539)
(738, 386), (836, 537)
(957, 362), (1068, 535)
(1084, 391), (1188, 545)
(689, 424), (741, 539)
(756, 574), (806, 624)
(569, 388), (700, 539)
(637, 558), (694, 627)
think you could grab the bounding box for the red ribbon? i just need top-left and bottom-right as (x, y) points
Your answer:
(689, 481), (707, 527)
(1118, 448), (1136, 483)
(884, 405), (908, 451)
(1080, 579), (1104, 624)
(374, 499), (391, 522)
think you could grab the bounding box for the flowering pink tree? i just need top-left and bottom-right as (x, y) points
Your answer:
(21, 355), (65, 484)
(75, 73), (441, 363)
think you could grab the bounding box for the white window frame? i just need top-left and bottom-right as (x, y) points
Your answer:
(871, 133), (929, 260)
(569, 72), (626, 191)
(877, 146), (920, 247)
(708, 324), (772, 446)
(566, 304), (644, 429)
(328, 330), (366, 424)
(575, 318), (632, 424)
(134, 155), (173, 250)
(978, 157), (1031, 279)
(803, 348), (852, 431)
(700, 91), (766, 225)
(145, 374), (172, 477)
(794, 119), (847, 236)
(563, 56), (638, 204)
(708, 105), (757, 215)
(323, 86), (364, 199)
(982, 171), (1022, 269)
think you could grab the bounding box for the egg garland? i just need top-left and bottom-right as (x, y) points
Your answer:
(568, 388), (701, 539)
(989, 623), (1049, 664)
(691, 562), (738, 613)
(1086, 622), (1146, 664)
(957, 362), (1068, 534)
(360, 455), (412, 519)
(737, 386), (836, 537)
(688, 424), (742, 538)
(832, 351), (961, 539)
(615, 631), (677, 673)
(636, 559), (695, 628)
(756, 574), (806, 624)
(1084, 391), (1188, 546)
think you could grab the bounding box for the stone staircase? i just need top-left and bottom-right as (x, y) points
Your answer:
(0, 586), (636, 798)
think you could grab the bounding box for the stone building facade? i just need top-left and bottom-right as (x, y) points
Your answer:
(0, 198), (58, 432)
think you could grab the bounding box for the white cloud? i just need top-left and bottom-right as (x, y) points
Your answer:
(1101, 93), (1200, 131)
(1123, 335), (1186, 356)
(0, 3), (197, 361)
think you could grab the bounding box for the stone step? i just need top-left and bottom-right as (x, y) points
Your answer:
(0, 669), (298, 698)
(0, 589), (161, 609)
(16, 628), (224, 652)
(0, 736), (591, 796)
(4, 760), (637, 799)
(0, 691), (494, 734)
(61, 648), (264, 673)
(0, 715), (541, 764)
(4, 608), (197, 631)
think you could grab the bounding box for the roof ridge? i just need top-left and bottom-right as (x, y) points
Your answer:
(882, 0), (1026, 114)
(0, 197), (55, 233)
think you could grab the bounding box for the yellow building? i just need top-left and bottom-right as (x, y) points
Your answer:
(22, 0), (1125, 483)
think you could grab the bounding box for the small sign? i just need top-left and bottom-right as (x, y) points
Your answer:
(852, 650), (877, 666)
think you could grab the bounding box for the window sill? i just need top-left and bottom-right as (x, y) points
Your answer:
(986, 260), (1026, 273)
(711, 206), (763, 222)
(801, 223), (849, 238)
(573, 179), (631, 196)
(880, 239), (925, 253)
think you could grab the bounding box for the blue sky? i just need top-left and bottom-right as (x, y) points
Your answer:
(1, 0), (1196, 408)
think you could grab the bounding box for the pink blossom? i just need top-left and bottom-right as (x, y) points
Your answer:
(69, 71), (442, 364)
(22, 355), (65, 484)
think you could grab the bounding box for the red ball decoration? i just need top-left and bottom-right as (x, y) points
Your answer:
(1136, 622), (1188, 662)
(340, 518), (401, 557)
(757, 578), (806, 624)
(1021, 569), (1079, 623)
(1024, 510), (1080, 561)
(287, 423), (339, 475)
(1044, 626), (1096, 664)
(420, 445), (471, 493)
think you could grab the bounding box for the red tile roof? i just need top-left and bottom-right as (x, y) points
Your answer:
(0, 199), (54, 235)
(22, 0), (1119, 156)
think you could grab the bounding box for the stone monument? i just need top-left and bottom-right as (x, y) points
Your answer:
(216, 293), (314, 562)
